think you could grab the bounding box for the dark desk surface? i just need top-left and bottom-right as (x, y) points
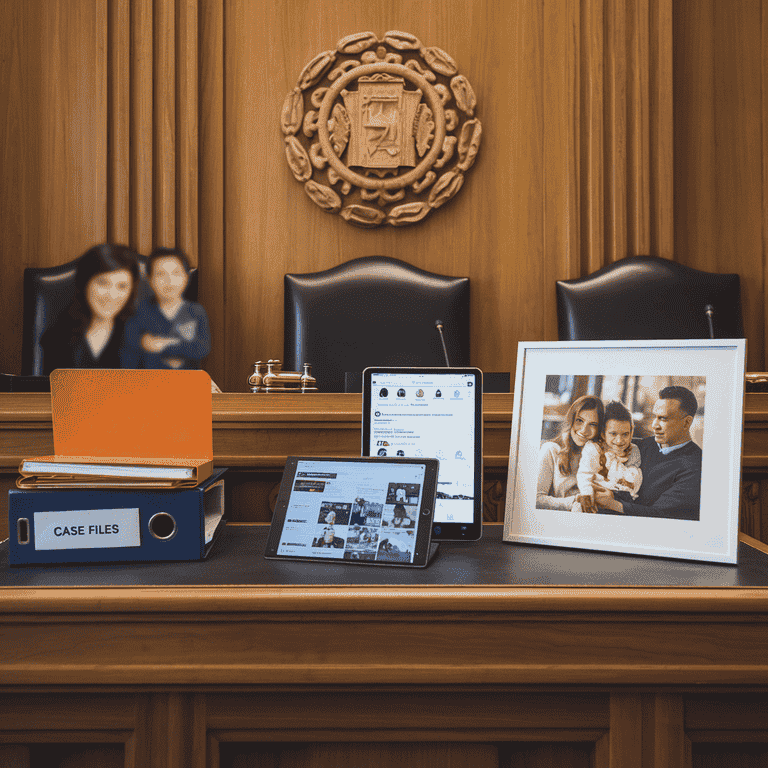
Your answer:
(2, 523), (767, 588)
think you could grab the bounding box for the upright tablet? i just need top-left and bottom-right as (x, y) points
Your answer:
(362, 367), (483, 541)
(265, 456), (440, 567)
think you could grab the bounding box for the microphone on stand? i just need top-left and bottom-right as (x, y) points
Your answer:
(704, 304), (715, 339)
(435, 319), (452, 367)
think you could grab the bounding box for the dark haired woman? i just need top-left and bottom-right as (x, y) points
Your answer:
(40, 243), (140, 375)
(536, 395), (605, 510)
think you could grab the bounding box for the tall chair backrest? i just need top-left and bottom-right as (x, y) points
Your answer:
(556, 256), (744, 341)
(284, 256), (470, 393)
(22, 256), (198, 375)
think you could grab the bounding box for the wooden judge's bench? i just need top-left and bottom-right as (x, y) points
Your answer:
(2, 392), (768, 768)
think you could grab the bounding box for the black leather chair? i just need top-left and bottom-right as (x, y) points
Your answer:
(556, 256), (744, 341)
(21, 255), (198, 376)
(284, 256), (470, 393)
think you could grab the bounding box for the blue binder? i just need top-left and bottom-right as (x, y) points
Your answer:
(8, 469), (226, 566)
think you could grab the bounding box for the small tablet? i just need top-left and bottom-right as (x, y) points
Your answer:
(265, 456), (440, 567)
(362, 367), (483, 541)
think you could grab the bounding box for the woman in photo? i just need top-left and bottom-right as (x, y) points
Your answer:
(40, 243), (140, 375)
(536, 395), (604, 510)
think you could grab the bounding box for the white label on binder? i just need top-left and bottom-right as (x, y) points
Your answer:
(33, 508), (141, 550)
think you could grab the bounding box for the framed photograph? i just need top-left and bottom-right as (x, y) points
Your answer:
(503, 339), (746, 563)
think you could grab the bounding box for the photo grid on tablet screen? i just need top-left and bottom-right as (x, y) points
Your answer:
(276, 462), (424, 563)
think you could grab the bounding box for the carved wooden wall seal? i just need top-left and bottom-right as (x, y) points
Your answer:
(281, 32), (482, 228)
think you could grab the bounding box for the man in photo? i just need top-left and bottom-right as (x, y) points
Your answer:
(350, 499), (367, 526)
(350, 499), (382, 526)
(319, 510), (336, 525)
(312, 526), (345, 548)
(595, 386), (702, 520)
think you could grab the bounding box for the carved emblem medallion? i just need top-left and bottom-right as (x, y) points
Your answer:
(281, 31), (482, 228)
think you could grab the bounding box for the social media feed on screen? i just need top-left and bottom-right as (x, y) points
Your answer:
(368, 372), (476, 525)
(276, 459), (426, 564)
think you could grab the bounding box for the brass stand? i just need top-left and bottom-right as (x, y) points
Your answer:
(248, 360), (317, 393)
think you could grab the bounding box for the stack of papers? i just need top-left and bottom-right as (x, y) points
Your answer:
(9, 369), (227, 566)
(18, 456), (213, 488)
(17, 369), (214, 490)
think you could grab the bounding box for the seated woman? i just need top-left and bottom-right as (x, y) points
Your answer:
(121, 247), (211, 369)
(40, 244), (140, 375)
(536, 395), (605, 510)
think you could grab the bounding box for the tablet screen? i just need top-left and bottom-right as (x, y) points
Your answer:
(265, 457), (438, 566)
(362, 367), (482, 541)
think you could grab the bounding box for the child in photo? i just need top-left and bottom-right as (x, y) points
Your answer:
(572, 400), (642, 514)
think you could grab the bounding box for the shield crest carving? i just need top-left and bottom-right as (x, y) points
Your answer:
(281, 32), (482, 228)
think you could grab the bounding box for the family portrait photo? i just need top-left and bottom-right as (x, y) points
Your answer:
(504, 340), (745, 563)
(538, 375), (705, 521)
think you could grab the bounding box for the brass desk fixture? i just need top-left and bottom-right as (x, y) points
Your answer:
(746, 373), (768, 392)
(248, 360), (317, 393)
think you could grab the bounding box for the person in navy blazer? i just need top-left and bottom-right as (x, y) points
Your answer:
(120, 247), (210, 370)
(595, 386), (702, 520)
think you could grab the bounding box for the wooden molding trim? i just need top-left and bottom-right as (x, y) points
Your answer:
(1, 392), (767, 469)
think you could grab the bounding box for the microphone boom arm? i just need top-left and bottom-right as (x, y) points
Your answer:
(704, 304), (715, 339)
(435, 320), (452, 367)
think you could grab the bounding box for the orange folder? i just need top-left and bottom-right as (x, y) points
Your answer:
(18, 369), (213, 489)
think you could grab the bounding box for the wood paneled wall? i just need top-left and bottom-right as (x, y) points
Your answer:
(673, 0), (768, 371)
(1, 0), (766, 391)
(0, 0), (108, 371)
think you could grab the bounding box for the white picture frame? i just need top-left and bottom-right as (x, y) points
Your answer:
(503, 339), (746, 563)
